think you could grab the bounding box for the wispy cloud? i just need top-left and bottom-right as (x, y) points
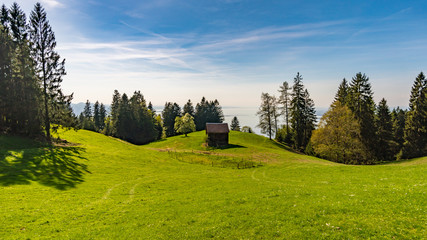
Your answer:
(41, 0), (64, 8)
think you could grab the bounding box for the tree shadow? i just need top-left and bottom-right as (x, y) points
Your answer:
(213, 144), (247, 150)
(0, 145), (90, 190)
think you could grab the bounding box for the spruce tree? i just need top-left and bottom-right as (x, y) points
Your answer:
(230, 116), (240, 131)
(302, 89), (316, 149)
(347, 73), (377, 163)
(289, 72), (306, 149)
(195, 97), (207, 131)
(183, 99), (195, 117)
(99, 103), (106, 130)
(110, 90), (121, 136)
(93, 101), (100, 130)
(402, 72), (427, 158)
(30, 3), (72, 141)
(376, 98), (396, 161)
(0, 4), (9, 31)
(162, 102), (181, 137)
(391, 107), (405, 151)
(334, 78), (349, 105)
(0, 23), (13, 132)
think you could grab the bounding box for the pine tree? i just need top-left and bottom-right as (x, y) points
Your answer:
(230, 116), (240, 131)
(30, 3), (72, 141)
(0, 22), (13, 132)
(278, 81), (291, 136)
(402, 72), (427, 158)
(289, 72), (315, 150)
(257, 92), (277, 140)
(391, 107), (405, 151)
(347, 73), (377, 163)
(334, 78), (349, 105)
(162, 102), (181, 137)
(99, 103), (106, 130)
(116, 93), (132, 140)
(110, 90), (121, 136)
(93, 101), (100, 130)
(183, 99), (195, 117)
(375, 98), (396, 161)
(0, 4), (9, 31)
(302, 89), (316, 149)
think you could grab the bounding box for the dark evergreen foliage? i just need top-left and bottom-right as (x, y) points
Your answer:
(278, 81), (291, 140)
(402, 72), (427, 158)
(347, 73), (377, 163)
(334, 78), (349, 105)
(289, 73), (316, 150)
(375, 98), (396, 161)
(194, 97), (224, 131)
(230, 116), (240, 131)
(183, 99), (195, 117)
(391, 107), (405, 151)
(162, 102), (181, 137)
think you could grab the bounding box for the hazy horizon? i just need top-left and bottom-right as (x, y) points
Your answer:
(3, 0), (427, 109)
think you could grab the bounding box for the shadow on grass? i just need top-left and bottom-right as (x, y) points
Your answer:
(210, 144), (247, 150)
(0, 145), (90, 190)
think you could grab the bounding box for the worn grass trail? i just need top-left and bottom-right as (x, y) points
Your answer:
(0, 130), (425, 239)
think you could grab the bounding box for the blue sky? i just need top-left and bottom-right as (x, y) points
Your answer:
(4, 0), (427, 108)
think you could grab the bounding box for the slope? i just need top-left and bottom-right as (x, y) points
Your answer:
(0, 130), (425, 239)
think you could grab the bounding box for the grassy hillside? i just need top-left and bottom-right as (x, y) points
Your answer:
(0, 130), (426, 239)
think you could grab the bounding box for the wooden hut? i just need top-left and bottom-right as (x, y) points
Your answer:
(206, 123), (229, 147)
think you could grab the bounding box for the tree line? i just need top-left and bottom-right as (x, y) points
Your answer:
(79, 94), (224, 145)
(259, 72), (427, 164)
(0, 2), (75, 142)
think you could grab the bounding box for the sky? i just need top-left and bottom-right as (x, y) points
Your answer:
(3, 0), (427, 109)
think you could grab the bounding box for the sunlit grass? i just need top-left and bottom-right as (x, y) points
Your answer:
(0, 130), (425, 239)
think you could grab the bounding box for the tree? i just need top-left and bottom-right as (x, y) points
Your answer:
(334, 78), (349, 105)
(347, 73), (377, 161)
(93, 101), (100, 130)
(257, 92), (278, 140)
(162, 102), (181, 137)
(109, 90), (121, 136)
(81, 100), (94, 131)
(230, 116), (240, 131)
(174, 113), (196, 137)
(375, 98), (396, 161)
(391, 107), (405, 151)
(99, 103), (106, 130)
(241, 126), (253, 133)
(289, 72), (316, 150)
(311, 101), (365, 164)
(278, 81), (291, 137)
(30, 3), (73, 141)
(194, 97), (224, 131)
(0, 4), (9, 31)
(183, 99), (195, 117)
(402, 72), (427, 158)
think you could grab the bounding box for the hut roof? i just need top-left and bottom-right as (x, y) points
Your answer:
(206, 123), (229, 134)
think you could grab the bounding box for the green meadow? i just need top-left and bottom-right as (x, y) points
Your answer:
(0, 130), (426, 239)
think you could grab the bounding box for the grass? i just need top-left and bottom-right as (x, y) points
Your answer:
(0, 130), (426, 239)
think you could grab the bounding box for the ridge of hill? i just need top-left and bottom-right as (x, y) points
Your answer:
(0, 130), (425, 239)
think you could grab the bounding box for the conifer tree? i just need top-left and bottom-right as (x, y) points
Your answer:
(278, 81), (291, 137)
(99, 103), (106, 130)
(347, 73), (377, 162)
(289, 72), (315, 150)
(162, 102), (181, 137)
(230, 116), (240, 131)
(110, 90), (121, 136)
(334, 78), (349, 104)
(375, 98), (396, 161)
(0, 4), (9, 30)
(93, 101), (100, 130)
(0, 23), (13, 132)
(391, 107), (405, 151)
(30, 3), (73, 141)
(402, 72), (427, 158)
(183, 99), (195, 117)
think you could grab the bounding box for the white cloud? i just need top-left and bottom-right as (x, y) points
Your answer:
(40, 0), (64, 8)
